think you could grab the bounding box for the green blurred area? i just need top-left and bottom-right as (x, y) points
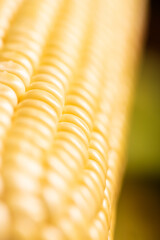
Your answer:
(115, 52), (160, 239)
(127, 51), (160, 178)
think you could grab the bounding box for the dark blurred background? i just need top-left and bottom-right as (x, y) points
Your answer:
(115, 1), (160, 239)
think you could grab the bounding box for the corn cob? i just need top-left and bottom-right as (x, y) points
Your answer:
(0, 0), (147, 240)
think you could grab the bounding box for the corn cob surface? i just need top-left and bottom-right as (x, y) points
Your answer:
(0, 0), (147, 239)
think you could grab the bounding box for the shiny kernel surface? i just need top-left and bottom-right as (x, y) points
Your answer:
(0, 0), (147, 240)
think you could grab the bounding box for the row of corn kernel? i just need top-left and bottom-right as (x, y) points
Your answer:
(41, 0), (109, 220)
(39, 1), (111, 239)
(1, 0), (95, 239)
(0, 0), (62, 198)
(0, 0), (23, 48)
(88, 1), (148, 239)
(0, 0), (62, 152)
(0, 0), (63, 239)
(87, 80), (131, 240)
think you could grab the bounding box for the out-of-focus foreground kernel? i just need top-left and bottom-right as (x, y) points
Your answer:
(0, 0), (147, 239)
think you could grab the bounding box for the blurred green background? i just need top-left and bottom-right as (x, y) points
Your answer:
(115, 0), (160, 239)
(127, 52), (160, 178)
